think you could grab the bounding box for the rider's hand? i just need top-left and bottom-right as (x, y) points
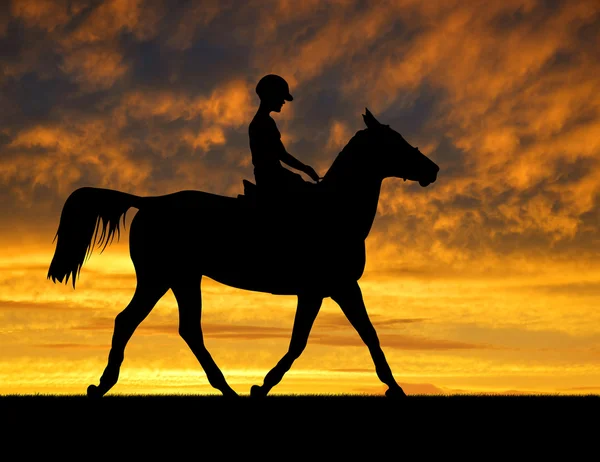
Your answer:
(303, 165), (321, 183)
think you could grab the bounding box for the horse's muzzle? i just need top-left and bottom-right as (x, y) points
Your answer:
(419, 170), (438, 187)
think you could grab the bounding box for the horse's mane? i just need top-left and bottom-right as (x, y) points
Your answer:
(322, 129), (368, 185)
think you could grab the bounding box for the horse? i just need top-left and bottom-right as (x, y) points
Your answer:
(47, 108), (439, 398)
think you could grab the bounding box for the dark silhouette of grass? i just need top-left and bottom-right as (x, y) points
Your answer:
(1, 394), (597, 454)
(3, 393), (598, 419)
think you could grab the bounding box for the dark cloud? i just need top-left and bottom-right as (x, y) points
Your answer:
(522, 281), (600, 296)
(316, 312), (427, 330)
(330, 368), (373, 373)
(557, 386), (600, 392)
(71, 316), (487, 350)
(316, 333), (492, 350)
(451, 324), (600, 351)
(0, 299), (80, 311)
(33, 342), (105, 350)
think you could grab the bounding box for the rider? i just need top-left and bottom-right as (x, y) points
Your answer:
(249, 74), (320, 202)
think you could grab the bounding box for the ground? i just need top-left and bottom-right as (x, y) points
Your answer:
(1, 395), (596, 455)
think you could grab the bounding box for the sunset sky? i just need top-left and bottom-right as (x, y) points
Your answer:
(1, 0), (600, 395)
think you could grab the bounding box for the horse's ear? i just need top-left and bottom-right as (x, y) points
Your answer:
(362, 107), (381, 129)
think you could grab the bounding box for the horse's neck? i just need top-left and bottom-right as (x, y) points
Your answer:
(323, 141), (382, 241)
(337, 176), (382, 241)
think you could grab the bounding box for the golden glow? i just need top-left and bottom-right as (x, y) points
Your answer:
(1, 240), (600, 395)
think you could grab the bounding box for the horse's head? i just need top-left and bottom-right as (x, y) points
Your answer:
(362, 108), (439, 187)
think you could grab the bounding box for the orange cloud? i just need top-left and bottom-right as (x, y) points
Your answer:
(182, 126), (226, 152)
(327, 120), (351, 152)
(59, 45), (128, 90)
(117, 80), (253, 127)
(11, 0), (71, 32)
(327, 1), (600, 251)
(198, 81), (254, 127)
(4, 119), (152, 198)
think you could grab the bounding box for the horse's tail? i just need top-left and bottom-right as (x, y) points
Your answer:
(48, 187), (142, 288)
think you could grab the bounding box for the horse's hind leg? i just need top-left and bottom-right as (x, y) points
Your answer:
(172, 277), (238, 397)
(251, 294), (322, 397)
(87, 278), (168, 398)
(331, 281), (406, 398)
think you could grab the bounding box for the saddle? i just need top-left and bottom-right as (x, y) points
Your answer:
(237, 178), (305, 207)
(236, 177), (328, 239)
(237, 179), (258, 207)
(235, 178), (333, 253)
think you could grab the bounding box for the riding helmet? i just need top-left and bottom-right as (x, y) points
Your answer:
(256, 74), (293, 101)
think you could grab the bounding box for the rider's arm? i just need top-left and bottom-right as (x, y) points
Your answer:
(277, 141), (308, 172)
(277, 143), (321, 183)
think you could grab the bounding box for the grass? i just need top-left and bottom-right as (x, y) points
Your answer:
(2, 393), (598, 419)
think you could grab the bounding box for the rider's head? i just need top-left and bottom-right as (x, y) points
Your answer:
(256, 74), (293, 113)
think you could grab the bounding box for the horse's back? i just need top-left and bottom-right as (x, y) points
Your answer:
(130, 189), (270, 263)
(128, 187), (363, 294)
(140, 189), (239, 212)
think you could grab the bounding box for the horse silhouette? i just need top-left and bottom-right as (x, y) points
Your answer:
(47, 108), (439, 398)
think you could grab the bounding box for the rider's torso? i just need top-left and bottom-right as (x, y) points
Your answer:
(249, 113), (309, 198)
(249, 114), (282, 172)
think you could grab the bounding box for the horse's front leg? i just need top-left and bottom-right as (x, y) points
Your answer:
(251, 294), (322, 397)
(331, 281), (406, 398)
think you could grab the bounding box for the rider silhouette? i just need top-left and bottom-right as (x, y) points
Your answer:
(249, 74), (320, 203)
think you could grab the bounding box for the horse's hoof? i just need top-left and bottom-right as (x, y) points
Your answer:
(250, 385), (267, 398)
(222, 389), (240, 398)
(87, 384), (103, 399)
(386, 387), (407, 399)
